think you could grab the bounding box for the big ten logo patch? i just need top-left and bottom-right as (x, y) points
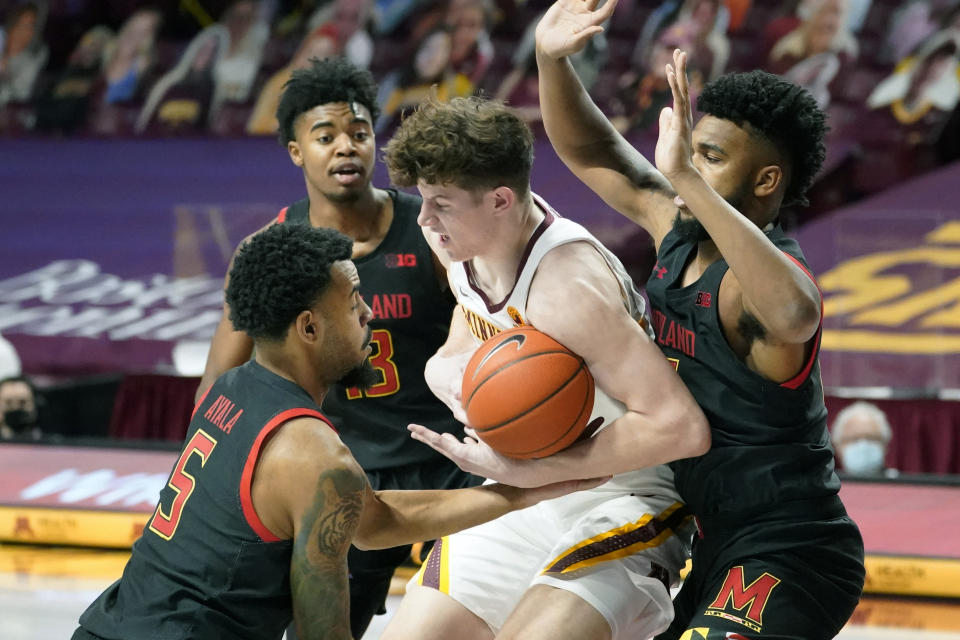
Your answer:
(385, 253), (417, 268)
(705, 566), (781, 632)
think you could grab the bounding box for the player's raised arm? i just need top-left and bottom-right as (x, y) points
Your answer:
(535, 0), (675, 245)
(656, 50), (821, 350)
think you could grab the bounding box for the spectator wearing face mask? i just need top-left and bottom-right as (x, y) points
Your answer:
(0, 375), (41, 442)
(831, 401), (899, 478)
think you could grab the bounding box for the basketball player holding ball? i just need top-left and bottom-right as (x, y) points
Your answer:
(380, 96), (709, 640)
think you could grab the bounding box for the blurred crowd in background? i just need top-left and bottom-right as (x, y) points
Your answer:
(2, 0), (960, 200)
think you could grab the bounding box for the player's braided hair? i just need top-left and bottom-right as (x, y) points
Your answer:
(697, 70), (827, 207)
(383, 95), (534, 199)
(276, 56), (380, 145)
(226, 224), (352, 341)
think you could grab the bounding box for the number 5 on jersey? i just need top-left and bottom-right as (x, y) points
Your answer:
(149, 429), (218, 540)
(346, 329), (400, 399)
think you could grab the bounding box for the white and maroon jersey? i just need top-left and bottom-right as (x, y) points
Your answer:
(449, 193), (677, 498)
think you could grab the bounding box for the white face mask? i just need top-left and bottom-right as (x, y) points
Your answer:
(841, 439), (886, 475)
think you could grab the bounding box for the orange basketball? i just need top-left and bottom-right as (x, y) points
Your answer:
(461, 325), (595, 459)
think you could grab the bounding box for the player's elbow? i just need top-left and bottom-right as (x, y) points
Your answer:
(772, 293), (821, 344)
(351, 520), (392, 551)
(352, 492), (405, 551)
(668, 404), (711, 458)
(655, 394), (710, 460)
(793, 294), (822, 342)
(350, 535), (378, 551)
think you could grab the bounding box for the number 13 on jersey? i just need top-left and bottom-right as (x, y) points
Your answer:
(346, 329), (400, 399)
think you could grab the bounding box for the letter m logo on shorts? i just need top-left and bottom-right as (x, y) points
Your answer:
(707, 566), (781, 628)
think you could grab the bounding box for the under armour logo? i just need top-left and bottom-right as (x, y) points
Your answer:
(653, 264), (668, 279)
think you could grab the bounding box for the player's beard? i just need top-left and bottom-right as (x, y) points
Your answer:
(671, 211), (711, 243)
(337, 358), (378, 390)
(671, 183), (751, 243)
(337, 327), (378, 390)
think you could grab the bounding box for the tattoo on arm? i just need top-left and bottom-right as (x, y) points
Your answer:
(289, 467), (366, 640)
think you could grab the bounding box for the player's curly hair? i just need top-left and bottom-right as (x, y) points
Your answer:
(697, 70), (827, 207)
(383, 95), (534, 199)
(276, 56), (380, 146)
(226, 224), (352, 341)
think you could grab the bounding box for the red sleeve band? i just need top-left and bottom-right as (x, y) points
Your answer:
(240, 409), (336, 542)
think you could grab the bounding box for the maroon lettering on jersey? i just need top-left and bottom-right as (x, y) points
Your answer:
(385, 253), (417, 268)
(651, 309), (666, 338)
(652, 310), (696, 357)
(203, 395), (243, 434)
(369, 293), (413, 319)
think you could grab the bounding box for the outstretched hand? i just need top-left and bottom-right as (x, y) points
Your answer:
(409, 423), (581, 488)
(535, 0), (619, 60)
(409, 423), (518, 482)
(655, 49), (697, 181)
(509, 474), (611, 509)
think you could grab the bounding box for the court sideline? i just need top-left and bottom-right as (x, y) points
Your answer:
(3, 545), (959, 640)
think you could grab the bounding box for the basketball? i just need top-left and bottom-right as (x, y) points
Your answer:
(461, 325), (595, 459)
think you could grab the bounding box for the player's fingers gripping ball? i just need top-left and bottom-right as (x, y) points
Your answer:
(461, 326), (595, 459)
